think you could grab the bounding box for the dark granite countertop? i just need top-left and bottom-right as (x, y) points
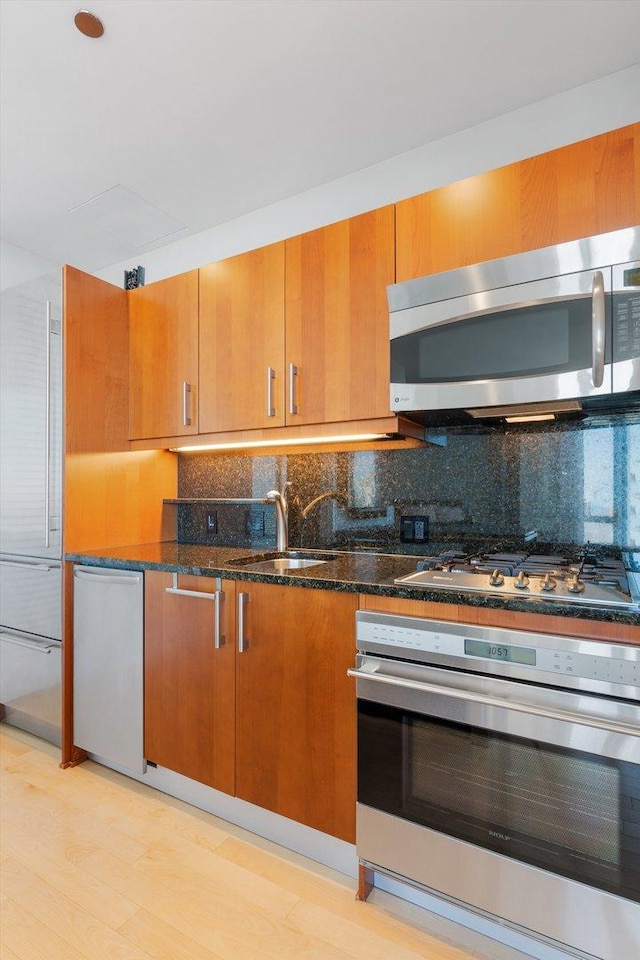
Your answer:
(66, 541), (640, 629)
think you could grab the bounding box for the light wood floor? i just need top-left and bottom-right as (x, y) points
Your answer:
(0, 725), (529, 960)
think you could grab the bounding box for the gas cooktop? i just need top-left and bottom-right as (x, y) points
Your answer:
(394, 547), (639, 609)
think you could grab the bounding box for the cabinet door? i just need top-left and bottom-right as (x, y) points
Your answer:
(285, 207), (394, 426)
(395, 123), (640, 282)
(129, 271), (198, 439)
(235, 583), (357, 842)
(199, 243), (285, 433)
(144, 572), (235, 793)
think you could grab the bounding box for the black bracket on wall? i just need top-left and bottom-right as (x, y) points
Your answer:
(124, 265), (145, 289)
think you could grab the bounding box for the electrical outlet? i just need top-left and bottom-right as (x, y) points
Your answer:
(205, 511), (218, 535)
(400, 515), (429, 543)
(246, 509), (266, 538)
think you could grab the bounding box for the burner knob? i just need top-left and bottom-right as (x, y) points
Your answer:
(514, 571), (530, 589)
(540, 572), (557, 592)
(566, 574), (586, 594)
(489, 569), (504, 587)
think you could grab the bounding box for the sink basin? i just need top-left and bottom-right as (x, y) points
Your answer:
(228, 551), (335, 574)
(241, 557), (328, 573)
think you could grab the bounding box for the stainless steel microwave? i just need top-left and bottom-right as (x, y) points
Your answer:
(389, 226), (640, 420)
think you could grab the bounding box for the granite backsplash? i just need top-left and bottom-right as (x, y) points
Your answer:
(176, 414), (640, 554)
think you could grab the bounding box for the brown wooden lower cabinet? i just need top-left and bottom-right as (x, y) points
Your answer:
(235, 582), (357, 843)
(144, 574), (358, 843)
(144, 572), (236, 794)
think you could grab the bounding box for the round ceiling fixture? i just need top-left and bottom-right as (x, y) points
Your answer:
(74, 10), (104, 38)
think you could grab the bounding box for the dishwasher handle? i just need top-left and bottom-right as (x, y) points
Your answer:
(74, 569), (142, 586)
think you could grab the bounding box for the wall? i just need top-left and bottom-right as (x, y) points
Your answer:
(177, 413), (640, 553)
(98, 66), (640, 286)
(0, 239), (58, 291)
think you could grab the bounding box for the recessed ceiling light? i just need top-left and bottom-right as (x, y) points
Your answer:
(74, 10), (104, 39)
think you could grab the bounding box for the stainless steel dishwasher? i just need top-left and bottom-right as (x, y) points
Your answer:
(73, 565), (144, 774)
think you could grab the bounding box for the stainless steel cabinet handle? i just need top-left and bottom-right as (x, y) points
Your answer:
(237, 591), (248, 653)
(181, 380), (192, 426)
(591, 270), (606, 388)
(0, 631), (56, 654)
(288, 362), (298, 415)
(347, 667), (640, 739)
(213, 589), (224, 649)
(164, 573), (216, 600)
(45, 300), (52, 548)
(0, 559), (55, 571)
(266, 366), (276, 418)
(164, 575), (224, 648)
(74, 569), (142, 585)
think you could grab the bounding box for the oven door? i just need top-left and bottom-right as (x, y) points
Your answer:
(390, 267), (613, 412)
(351, 655), (640, 905)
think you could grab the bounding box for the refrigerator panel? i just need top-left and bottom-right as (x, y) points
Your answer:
(0, 556), (62, 641)
(0, 629), (61, 745)
(0, 271), (62, 559)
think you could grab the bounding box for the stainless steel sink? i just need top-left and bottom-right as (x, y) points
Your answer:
(228, 551), (335, 574)
(241, 557), (328, 573)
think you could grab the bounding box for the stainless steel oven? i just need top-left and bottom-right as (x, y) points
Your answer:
(388, 226), (640, 419)
(350, 611), (640, 960)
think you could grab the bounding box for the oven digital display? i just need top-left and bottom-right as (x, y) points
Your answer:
(464, 638), (536, 665)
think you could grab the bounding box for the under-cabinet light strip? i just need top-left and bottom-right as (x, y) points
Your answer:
(170, 433), (389, 452)
(504, 414), (556, 423)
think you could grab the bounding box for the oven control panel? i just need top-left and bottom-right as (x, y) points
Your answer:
(356, 612), (640, 691)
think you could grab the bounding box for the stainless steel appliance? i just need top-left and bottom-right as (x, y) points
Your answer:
(350, 612), (640, 960)
(389, 227), (640, 420)
(73, 566), (145, 774)
(394, 547), (639, 611)
(0, 271), (62, 744)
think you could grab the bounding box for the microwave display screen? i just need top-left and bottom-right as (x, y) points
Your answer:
(623, 267), (640, 287)
(417, 306), (570, 382)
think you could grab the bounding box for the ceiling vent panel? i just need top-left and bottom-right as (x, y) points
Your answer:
(67, 185), (187, 249)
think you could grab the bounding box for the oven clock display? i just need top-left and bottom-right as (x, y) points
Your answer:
(464, 638), (536, 665)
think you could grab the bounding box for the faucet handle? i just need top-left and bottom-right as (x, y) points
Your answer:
(266, 482), (292, 503)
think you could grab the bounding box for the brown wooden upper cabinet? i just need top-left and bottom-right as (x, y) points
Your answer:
(199, 207), (395, 435)
(199, 242), (286, 433)
(129, 270), (199, 439)
(285, 206), (395, 425)
(395, 122), (640, 282)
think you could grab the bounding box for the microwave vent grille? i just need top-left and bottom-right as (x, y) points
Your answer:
(466, 400), (583, 420)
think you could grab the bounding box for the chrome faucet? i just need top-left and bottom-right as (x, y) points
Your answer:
(300, 490), (346, 519)
(197, 483), (292, 551)
(266, 482), (292, 551)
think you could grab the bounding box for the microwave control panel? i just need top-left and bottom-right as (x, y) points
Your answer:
(614, 293), (640, 360)
(614, 259), (640, 361)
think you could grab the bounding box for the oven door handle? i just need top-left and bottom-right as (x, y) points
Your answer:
(347, 666), (640, 740)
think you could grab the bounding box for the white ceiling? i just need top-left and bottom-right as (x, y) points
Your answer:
(1, 0), (640, 275)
